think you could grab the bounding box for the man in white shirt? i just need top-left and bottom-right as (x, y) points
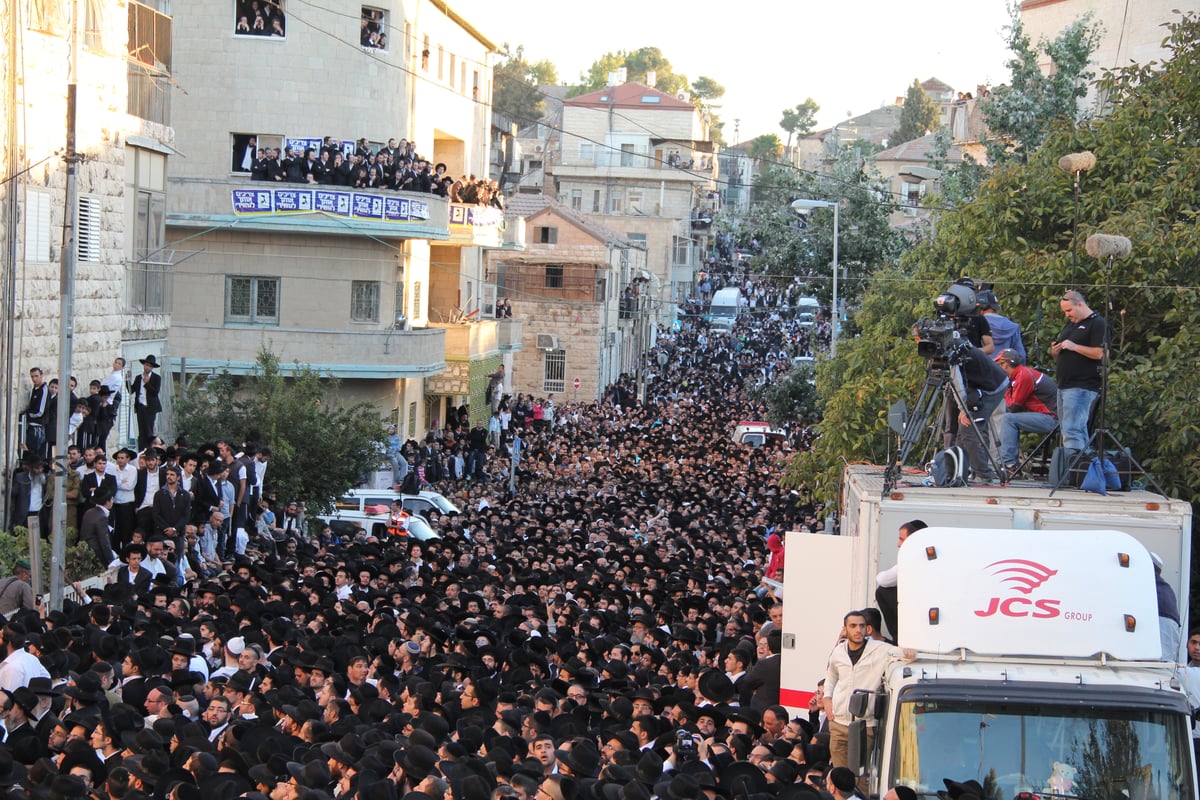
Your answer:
(0, 625), (50, 692)
(110, 447), (138, 547)
(874, 519), (927, 643)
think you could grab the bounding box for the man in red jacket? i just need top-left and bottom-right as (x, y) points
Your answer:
(995, 349), (1058, 475)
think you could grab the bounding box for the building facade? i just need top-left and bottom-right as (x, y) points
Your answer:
(549, 81), (717, 314)
(166, 0), (516, 438)
(488, 195), (647, 403)
(1, 0), (177, 513)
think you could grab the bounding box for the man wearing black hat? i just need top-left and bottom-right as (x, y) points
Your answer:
(1, 687), (40, 762)
(129, 354), (162, 450)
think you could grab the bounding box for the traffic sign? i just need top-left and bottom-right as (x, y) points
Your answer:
(573, 377), (581, 389)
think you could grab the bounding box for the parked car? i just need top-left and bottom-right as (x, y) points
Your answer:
(315, 506), (440, 541)
(330, 488), (460, 519)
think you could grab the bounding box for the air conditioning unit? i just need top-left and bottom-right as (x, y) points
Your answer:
(536, 334), (560, 350)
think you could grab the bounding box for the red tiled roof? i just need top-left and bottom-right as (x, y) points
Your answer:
(564, 81), (694, 111)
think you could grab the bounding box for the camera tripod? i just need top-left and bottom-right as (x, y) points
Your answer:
(883, 358), (1004, 496)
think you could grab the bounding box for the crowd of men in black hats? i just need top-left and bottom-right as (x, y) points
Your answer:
(0, 309), (860, 800)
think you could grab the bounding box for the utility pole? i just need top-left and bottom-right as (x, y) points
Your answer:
(49, 0), (81, 610)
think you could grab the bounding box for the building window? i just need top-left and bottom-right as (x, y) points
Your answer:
(620, 143), (636, 168)
(672, 236), (691, 266)
(351, 280), (381, 322)
(609, 195), (622, 213)
(226, 276), (280, 324)
(626, 233), (647, 249)
(234, 0), (284, 36)
(437, 45), (444, 80)
(421, 35), (430, 70)
(544, 265), (563, 289)
(127, 1), (173, 124)
(535, 226), (557, 244)
(361, 6), (387, 49)
(24, 191), (51, 263)
(78, 195), (101, 263)
(83, 0), (113, 52)
(592, 190), (601, 213)
(579, 143), (593, 162)
(901, 180), (925, 216)
(570, 189), (582, 210)
(231, 133), (283, 174)
(594, 276), (607, 303)
(543, 349), (566, 394)
(28, 0), (68, 34)
(128, 147), (168, 311)
(408, 402), (417, 437)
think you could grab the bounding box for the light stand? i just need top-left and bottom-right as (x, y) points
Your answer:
(1058, 152), (1095, 289)
(1050, 235), (1165, 496)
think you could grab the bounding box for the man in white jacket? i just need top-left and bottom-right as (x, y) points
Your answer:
(823, 610), (915, 771)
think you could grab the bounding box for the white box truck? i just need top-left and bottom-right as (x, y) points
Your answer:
(778, 465), (1195, 797)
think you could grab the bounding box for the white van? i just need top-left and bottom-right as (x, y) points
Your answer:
(708, 287), (742, 330)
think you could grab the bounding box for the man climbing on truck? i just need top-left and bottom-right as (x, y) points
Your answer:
(823, 610), (915, 776)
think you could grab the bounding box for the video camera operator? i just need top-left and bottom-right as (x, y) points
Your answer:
(952, 342), (1009, 484)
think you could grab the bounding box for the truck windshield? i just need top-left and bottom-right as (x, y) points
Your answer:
(893, 699), (1193, 800)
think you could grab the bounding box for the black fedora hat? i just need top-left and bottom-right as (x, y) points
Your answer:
(140, 354), (161, 368)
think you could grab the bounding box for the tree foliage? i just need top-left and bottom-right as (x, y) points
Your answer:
(174, 349), (386, 511)
(890, 79), (939, 146)
(760, 365), (823, 428)
(747, 134), (783, 163)
(493, 45), (556, 125)
(788, 11), (1200, 507)
(780, 99), (820, 151)
(575, 47), (689, 96)
(731, 148), (905, 314)
(980, 8), (1101, 165)
(691, 76), (725, 104)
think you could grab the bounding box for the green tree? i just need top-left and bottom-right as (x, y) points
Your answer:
(492, 45), (556, 124)
(788, 11), (1200, 508)
(924, 127), (988, 211)
(174, 349), (386, 511)
(890, 79), (939, 146)
(981, 8), (1101, 164)
(574, 46), (690, 96)
(691, 76), (725, 105)
(761, 364), (823, 428)
(747, 133), (783, 163)
(731, 147), (904, 313)
(780, 99), (820, 151)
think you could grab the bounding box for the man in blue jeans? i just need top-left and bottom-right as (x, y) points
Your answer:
(995, 349), (1058, 475)
(1053, 291), (1107, 452)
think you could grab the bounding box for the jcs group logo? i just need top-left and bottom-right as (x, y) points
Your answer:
(974, 559), (1062, 618)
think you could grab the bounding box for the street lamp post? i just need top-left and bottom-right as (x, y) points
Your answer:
(790, 198), (839, 356)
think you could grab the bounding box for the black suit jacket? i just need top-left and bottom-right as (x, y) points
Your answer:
(79, 471), (117, 513)
(134, 465), (167, 507)
(115, 565), (153, 596)
(191, 476), (221, 526)
(130, 371), (162, 413)
(152, 486), (191, 535)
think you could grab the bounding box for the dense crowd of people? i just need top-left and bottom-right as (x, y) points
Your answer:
(239, 136), (505, 208)
(0, 301), (857, 800)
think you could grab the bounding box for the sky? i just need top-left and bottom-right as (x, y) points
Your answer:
(452, 0), (1017, 142)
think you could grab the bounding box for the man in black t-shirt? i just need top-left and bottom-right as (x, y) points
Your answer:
(1053, 290), (1107, 451)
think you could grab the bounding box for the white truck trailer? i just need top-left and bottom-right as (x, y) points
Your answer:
(778, 465), (1195, 798)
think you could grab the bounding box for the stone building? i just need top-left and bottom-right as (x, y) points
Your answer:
(0, 0), (177, 509)
(488, 194), (647, 403)
(165, 0), (518, 437)
(549, 80), (717, 315)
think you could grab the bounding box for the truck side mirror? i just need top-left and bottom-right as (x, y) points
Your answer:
(848, 689), (873, 719)
(846, 718), (869, 775)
